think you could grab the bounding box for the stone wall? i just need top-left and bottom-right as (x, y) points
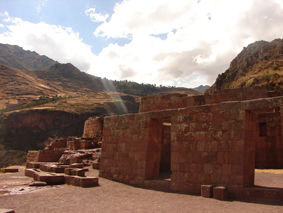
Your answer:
(100, 102), (249, 193)
(100, 113), (150, 185)
(139, 87), (281, 113)
(244, 97), (283, 169)
(100, 96), (283, 196)
(170, 102), (248, 194)
(82, 117), (103, 139)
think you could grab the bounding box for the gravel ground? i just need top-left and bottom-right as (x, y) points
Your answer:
(0, 167), (283, 213)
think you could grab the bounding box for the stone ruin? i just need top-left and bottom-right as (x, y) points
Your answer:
(23, 88), (283, 203)
(99, 87), (283, 203)
(25, 116), (103, 187)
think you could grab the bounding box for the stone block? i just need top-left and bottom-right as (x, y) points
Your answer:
(78, 177), (99, 187)
(26, 162), (41, 169)
(201, 185), (213, 198)
(29, 181), (47, 187)
(64, 175), (75, 185)
(70, 156), (82, 164)
(69, 163), (84, 168)
(213, 186), (228, 200)
(64, 168), (73, 175)
(92, 162), (100, 169)
(0, 168), (18, 173)
(50, 165), (65, 173)
(40, 164), (57, 172)
(35, 173), (65, 185)
(25, 168), (38, 178)
(71, 168), (88, 177)
(37, 149), (64, 162)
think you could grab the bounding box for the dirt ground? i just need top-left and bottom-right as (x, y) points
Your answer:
(0, 167), (283, 213)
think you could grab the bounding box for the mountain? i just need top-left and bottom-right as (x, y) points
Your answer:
(207, 39), (283, 94)
(193, 85), (210, 93)
(0, 43), (57, 70)
(0, 43), (199, 112)
(0, 64), (59, 110)
(0, 44), (200, 167)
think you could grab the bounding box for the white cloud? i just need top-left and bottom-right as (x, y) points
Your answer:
(1, 0), (283, 88)
(0, 14), (96, 72)
(85, 8), (109, 23)
(91, 0), (283, 87)
(0, 23), (3, 28)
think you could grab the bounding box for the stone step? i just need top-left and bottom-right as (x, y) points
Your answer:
(65, 175), (99, 187)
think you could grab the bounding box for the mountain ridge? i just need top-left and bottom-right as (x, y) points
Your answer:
(207, 39), (283, 94)
(0, 43), (57, 70)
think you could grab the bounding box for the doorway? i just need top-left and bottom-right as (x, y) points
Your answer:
(145, 118), (171, 180)
(159, 122), (171, 179)
(245, 108), (283, 188)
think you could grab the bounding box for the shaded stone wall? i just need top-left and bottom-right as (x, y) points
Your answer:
(170, 102), (248, 194)
(254, 111), (282, 168)
(100, 113), (151, 185)
(244, 98), (283, 169)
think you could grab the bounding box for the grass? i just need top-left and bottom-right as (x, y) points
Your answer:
(0, 96), (63, 114)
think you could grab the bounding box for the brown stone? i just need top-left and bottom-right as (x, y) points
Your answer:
(78, 177), (99, 187)
(34, 173), (65, 185)
(0, 168), (18, 173)
(71, 168), (88, 177)
(69, 163), (84, 168)
(92, 162), (100, 169)
(26, 162), (41, 169)
(213, 186), (228, 200)
(201, 185), (213, 198)
(25, 168), (38, 178)
(64, 168), (73, 175)
(29, 181), (47, 186)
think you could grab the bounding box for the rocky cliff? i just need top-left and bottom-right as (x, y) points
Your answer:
(207, 39), (283, 94)
(0, 110), (91, 151)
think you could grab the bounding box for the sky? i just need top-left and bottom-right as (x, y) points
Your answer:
(0, 0), (282, 88)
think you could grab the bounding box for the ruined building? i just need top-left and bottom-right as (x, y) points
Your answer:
(100, 87), (283, 203)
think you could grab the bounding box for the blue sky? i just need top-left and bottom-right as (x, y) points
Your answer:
(0, 0), (282, 88)
(0, 0), (124, 54)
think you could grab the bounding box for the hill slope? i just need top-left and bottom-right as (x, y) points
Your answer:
(0, 43), (57, 70)
(207, 39), (283, 94)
